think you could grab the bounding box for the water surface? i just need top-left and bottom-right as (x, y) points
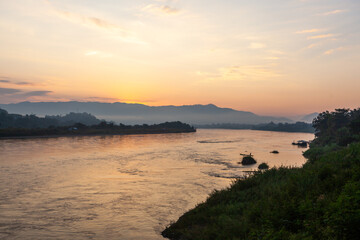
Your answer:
(0, 129), (313, 239)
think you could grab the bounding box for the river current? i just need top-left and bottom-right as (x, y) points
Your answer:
(0, 129), (313, 239)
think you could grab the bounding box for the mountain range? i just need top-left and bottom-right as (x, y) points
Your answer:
(0, 101), (294, 125)
(289, 112), (319, 123)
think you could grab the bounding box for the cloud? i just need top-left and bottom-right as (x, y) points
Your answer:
(296, 29), (322, 34)
(20, 91), (52, 97)
(249, 42), (266, 49)
(307, 34), (334, 40)
(85, 96), (121, 102)
(81, 96), (157, 104)
(197, 65), (281, 83)
(158, 5), (180, 14)
(85, 51), (98, 56)
(84, 51), (113, 58)
(324, 49), (334, 55)
(0, 81), (53, 102)
(0, 77), (34, 86)
(320, 9), (347, 16)
(15, 81), (33, 85)
(307, 43), (321, 49)
(265, 57), (280, 60)
(50, 8), (146, 45)
(267, 50), (285, 55)
(55, 10), (125, 33)
(221, 65), (281, 79)
(0, 87), (52, 97)
(55, 10), (125, 32)
(324, 47), (344, 55)
(141, 4), (180, 15)
(0, 87), (22, 94)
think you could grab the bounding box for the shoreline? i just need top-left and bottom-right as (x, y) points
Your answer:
(0, 129), (196, 140)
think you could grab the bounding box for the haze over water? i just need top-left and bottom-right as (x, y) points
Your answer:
(0, 129), (313, 239)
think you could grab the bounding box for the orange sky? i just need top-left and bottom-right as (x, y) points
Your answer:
(0, 0), (359, 116)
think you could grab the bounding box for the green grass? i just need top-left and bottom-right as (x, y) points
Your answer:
(162, 143), (360, 240)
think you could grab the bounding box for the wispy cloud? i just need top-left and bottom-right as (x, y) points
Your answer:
(267, 50), (285, 55)
(56, 10), (122, 31)
(324, 47), (344, 55)
(249, 42), (266, 49)
(15, 81), (33, 85)
(221, 65), (281, 79)
(307, 43), (321, 49)
(296, 29), (322, 34)
(197, 65), (281, 83)
(84, 51), (113, 58)
(20, 91), (52, 97)
(0, 87), (52, 97)
(141, 4), (180, 15)
(0, 87), (22, 94)
(50, 8), (147, 45)
(265, 57), (280, 60)
(307, 34), (335, 40)
(0, 78), (34, 86)
(85, 96), (121, 103)
(319, 9), (347, 16)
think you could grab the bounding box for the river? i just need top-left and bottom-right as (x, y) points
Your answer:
(0, 129), (313, 239)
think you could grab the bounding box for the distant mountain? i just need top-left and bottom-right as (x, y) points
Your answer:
(0, 101), (292, 125)
(300, 112), (319, 123)
(289, 112), (319, 123)
(0, 108), (100, 129)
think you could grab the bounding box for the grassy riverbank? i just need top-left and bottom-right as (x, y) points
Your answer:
(162, 109), (360, 240)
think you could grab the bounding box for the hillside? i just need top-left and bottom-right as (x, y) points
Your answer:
(162, 108), (360, 240)
(0, 108), (100, 129)
(0, 102), (291, 125)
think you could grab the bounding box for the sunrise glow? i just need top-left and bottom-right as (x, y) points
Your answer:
(0, 0), (359, 116)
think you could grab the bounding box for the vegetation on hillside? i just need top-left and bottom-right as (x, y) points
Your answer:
(0, 109), (196, 137)
(162, 108), (360, 240)
(0, 108), (100, 128)
(304, 108), (360, 161)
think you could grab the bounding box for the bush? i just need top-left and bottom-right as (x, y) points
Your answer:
(258, 163), (269, 170)
(162, 143), (360, 240)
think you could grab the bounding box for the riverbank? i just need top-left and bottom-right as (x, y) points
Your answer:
(162, 109), (360, 240)
(162, 142), (360, 239)
(196, 121), (314, 133)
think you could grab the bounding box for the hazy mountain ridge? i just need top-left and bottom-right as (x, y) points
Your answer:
(0, 101), (291, 125)
(290, 112), (319, 123)
(301, 112), (319, 123)
(0, 108), (100, 129)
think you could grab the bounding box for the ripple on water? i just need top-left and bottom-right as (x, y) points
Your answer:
(0, 129), (313, 239)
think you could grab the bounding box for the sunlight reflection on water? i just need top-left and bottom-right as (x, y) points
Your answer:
(0, 129), (313, 239)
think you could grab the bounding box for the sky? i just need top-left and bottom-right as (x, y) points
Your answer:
(0, 0), (359, 116)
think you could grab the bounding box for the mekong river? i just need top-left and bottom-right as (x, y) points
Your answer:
(0, 129), (313, 239)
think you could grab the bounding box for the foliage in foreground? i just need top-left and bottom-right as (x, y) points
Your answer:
(163, 143), (360, 240)
(162, 108), (360, 240)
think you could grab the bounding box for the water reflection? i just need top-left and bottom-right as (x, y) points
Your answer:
(0, 129), (313, 239)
